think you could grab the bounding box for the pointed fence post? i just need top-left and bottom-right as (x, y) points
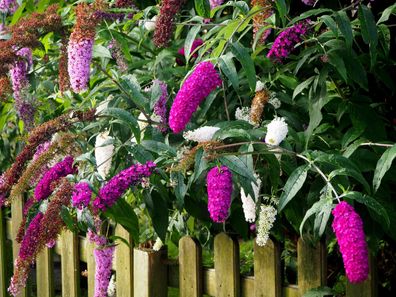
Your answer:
(297, 238), (327, 296)
(36, 248), (54, 297)
(133, 247), (168, 297)
(11, 196), (30, 297)
(214, 233), (240, 297)
(86, 238), (96, 297)
(254, 238), (282, 297)
(115, 225), (133, 297)
(61, 230), (80, 297)
(346, 253), (377, 297)
(179, 236), (202, 297)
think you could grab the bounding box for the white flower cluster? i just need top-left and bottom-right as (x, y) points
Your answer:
(143, 15), (157, 31)
(256, 204), (277, 247)
(268, 96), (281, 109)
(153, 237), (164, 251)
(255, 81), (265, 92)
(265, 117), (288, 146)
(183, 126), (220, 142)
(107, 274), (116, 297)
(95, 131), (114, 179)
(240, 174), (262, 223)
(131, 112), (161, 143)
(235, 106), (254, 125)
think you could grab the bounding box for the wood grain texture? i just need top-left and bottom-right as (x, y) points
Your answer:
(115, 225), (133, 297)
(61, 230), (80, 297)
(36, 248), (54, 297)
(179, 236), (202, 297)
(214, 233), (240, 297)
(86, 238), (96, 297)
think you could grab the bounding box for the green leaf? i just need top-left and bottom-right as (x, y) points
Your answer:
(328, 53), (347, 82)
(11, 3), (26, 25)
(92, 45), (112, 59)
(184, 25), (202, 61)
(343, 138), (366, 158)
(219, 155), (256, 183)
(144, 190), (169, 241)
(343, 192), (390, 228)
(292, 76), (315, 99)
(278, 165), (310, 212)
(314, 201), (332, 237)
(321, 15), (338, 37)
(336, 11), (353, 49)
(141, 140), (177, 156)
(119, 75), (149, 110)
(105, 198), (140, 243)
(193, 148), (209, 181)
(219, 53), (239, 91)
(231, 43), (256, 92)
(300, 199), (327, 236)
(358, 5), (378, 67)
(129, 144), (154, 163)
(275, 0), (287, 25)
(194, 0), (210, 19)
(377, 3), (396, 24)
(290, 9), (333, 25)
(172, 172), (187, 209)
(373, 144), (396, 192)
(100, 107), (140, 143)
(329, 168), (370, 194)
(60, 206), (77, 232)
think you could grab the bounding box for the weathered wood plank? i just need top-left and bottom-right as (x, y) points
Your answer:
(179, 236), (202, 297)
(61, 230), (80, 297)
(0, 209), (7, 297)
(214, 233), (240, 297)
(115, 225), (133, 297)
(254, 239), (282, 297)
(11, 196), (29, 297)
(346, 253), (377, 297)
(86, 238), (96, 297)
(133, 248), (167, 297)
(36, 248), (54, 297)
(297, 239), (326, 296)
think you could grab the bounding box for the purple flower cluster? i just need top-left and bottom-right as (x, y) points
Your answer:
(93, 11), (127, 22)
(267, 20), (310, 62)
(72, 182), (92, 209)
(153, 80), (168, 133)
(168, 61), (222, 133)
(30, 141), (52, 186)
(94, 246), (115, 297)
(0, 173), (6, 206)
(332, 201), (369, 283)
(93, 161), (156, 212)
(67, 38), (94, 93)
(206, 165), (233, 223)
(0, 0), (18, 14)
(19, 212), (43, 261)
(176, 39), (204, 66)
(108, 39), (128, 73)
(209, 0), (224, 10)
(34, 156), (76, 201)
(302, 0), (316, 6)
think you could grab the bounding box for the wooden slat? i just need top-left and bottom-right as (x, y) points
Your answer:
(0, 209), (7, 297)
(115, 225), (133, 297)
(133, 248), (167, 297)
(86, 239), (96, 297)
(36, 248), (54, 297)
(214, 233), (240, 297)
(11, 196), (29, 297)
(346, 253), (377, 297)
(179, 236), (202, 297)
(254, 239), (282, 297)
(297, 239), (326, 296)
(61, 230), (80, 297)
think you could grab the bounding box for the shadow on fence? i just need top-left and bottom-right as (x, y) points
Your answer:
(1, 202), (377, 297)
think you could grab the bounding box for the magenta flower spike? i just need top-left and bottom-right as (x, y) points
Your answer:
(332, 201), (369, 283)
(207, 165), (233, 223)
(93, 246), (115, 297)
(72, 182), (92, 209)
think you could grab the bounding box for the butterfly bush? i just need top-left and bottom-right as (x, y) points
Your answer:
(72, 182), (92, 209)
(256, 204), (277, 246)
(153, 80), (169, 133)
(0, 0), (18, 13)
(183, 126), (220, 142)
(209, 0), (225, 10)
(241, 174), (262, 223)
(94, 246), (115, 297)
(207, 165), (233, 223)
(176, 39), (203, 66)
(332, 201), (369, 283)
(169, 61), (222, 133)
(95, 131), (114, 179)
(265, 117), (288, 146)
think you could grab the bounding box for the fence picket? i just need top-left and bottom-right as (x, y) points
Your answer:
(36, 248), (54, 297)
(179, 236), (202, 297)
(297, 239), (326, 296)
(133, 248), (167, 297)
(86, 238), (96, 297)
(254, 239), (281, 297)
(61, 230), (80, 297)
(0, 209), (7, 297)
(11, 197), (29, 297)
(346, 253), (377, 297)
(115, 225), (133, 297)
(214, 233), (240, 297)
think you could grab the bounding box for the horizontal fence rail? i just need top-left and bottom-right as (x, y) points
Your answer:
(0, 208), (377, 297)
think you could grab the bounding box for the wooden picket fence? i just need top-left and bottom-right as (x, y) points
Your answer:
(0, 199), (377, 297)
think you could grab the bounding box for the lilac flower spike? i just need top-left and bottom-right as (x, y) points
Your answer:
(153, 80), (168, 133)
(72, 182), (92, 209)
(94, 246), (115, 297)
(67, 38), (94, 92)
(93, 161), (156, 212)
(267, 20), (310, 62)
(0, 0), (18, 14)
(34, 156), (76, 201)
(207, 165), (233, 223)
(209, 0), (224, 10)
(169, 61), (222, 133)
(332, 201), (369, 283)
